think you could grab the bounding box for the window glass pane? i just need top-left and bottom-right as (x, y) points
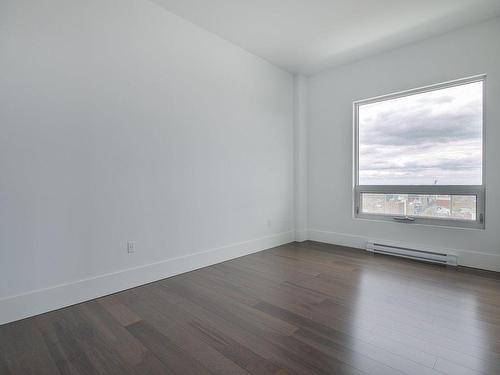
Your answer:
(358, 81), (483, 185)
(361, 193), (476, 221)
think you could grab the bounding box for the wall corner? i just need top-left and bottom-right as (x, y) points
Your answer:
(293, 75), (309, 242)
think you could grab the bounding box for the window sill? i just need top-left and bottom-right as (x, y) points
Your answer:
(353, 214), (485, 231)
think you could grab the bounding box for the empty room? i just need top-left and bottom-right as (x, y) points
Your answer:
(1, 1), (500, 374)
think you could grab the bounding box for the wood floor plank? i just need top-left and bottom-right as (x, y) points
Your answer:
(97, 296), (142, 327)
(35, 315), (85, 375)
(79, 301), (148, 367)
(46, 307), (137, 375)
(254, 301), (444, 375)
(208, 262), (442, 370)
(126, 320), (213, 375)
(2, 241), (500, 374)
(0, 319), (60, 375)
(120, 286), (254, 375)
(153, 277), (350, 374)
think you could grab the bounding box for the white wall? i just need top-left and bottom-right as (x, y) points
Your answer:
(0, 0), (294, 323)
(308, 17), (500, 271)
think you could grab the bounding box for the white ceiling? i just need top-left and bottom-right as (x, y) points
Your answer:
(151, 0), (500, 74)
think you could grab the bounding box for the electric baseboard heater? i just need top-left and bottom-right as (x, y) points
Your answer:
(366, 242), (458, 266)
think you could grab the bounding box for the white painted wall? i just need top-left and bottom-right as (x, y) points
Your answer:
(308, 17), (500, 271)
(0, 0), (294, 323)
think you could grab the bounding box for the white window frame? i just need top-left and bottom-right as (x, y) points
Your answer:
(353, 75), (486, 230)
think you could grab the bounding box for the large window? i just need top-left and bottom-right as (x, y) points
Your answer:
(354, 76), (485, 229)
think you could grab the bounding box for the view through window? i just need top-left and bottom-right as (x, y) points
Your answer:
(355, 77), (484, 227)
(361, 193), (477, 221)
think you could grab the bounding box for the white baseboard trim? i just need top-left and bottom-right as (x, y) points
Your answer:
(0, 231), (294, 325)
(294, 229), (309, 242)
(308, 229), (500, 273)
(3, 228), (497, 325)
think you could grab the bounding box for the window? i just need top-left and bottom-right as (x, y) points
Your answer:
(353, 75), (485, 229)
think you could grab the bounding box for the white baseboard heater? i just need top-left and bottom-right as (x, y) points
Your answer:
(366, 242), (458, 266)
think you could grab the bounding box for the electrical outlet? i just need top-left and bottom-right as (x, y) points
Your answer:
(127, 241), (136, 254)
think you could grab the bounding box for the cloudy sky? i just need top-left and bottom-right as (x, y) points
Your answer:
(358, 81), (483, 185)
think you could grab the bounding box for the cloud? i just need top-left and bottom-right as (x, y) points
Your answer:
(359, 101), (481, 145)
(358, 82), (483, 185)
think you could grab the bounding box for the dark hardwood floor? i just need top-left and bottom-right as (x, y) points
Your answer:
(2, 241), (500, 375)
